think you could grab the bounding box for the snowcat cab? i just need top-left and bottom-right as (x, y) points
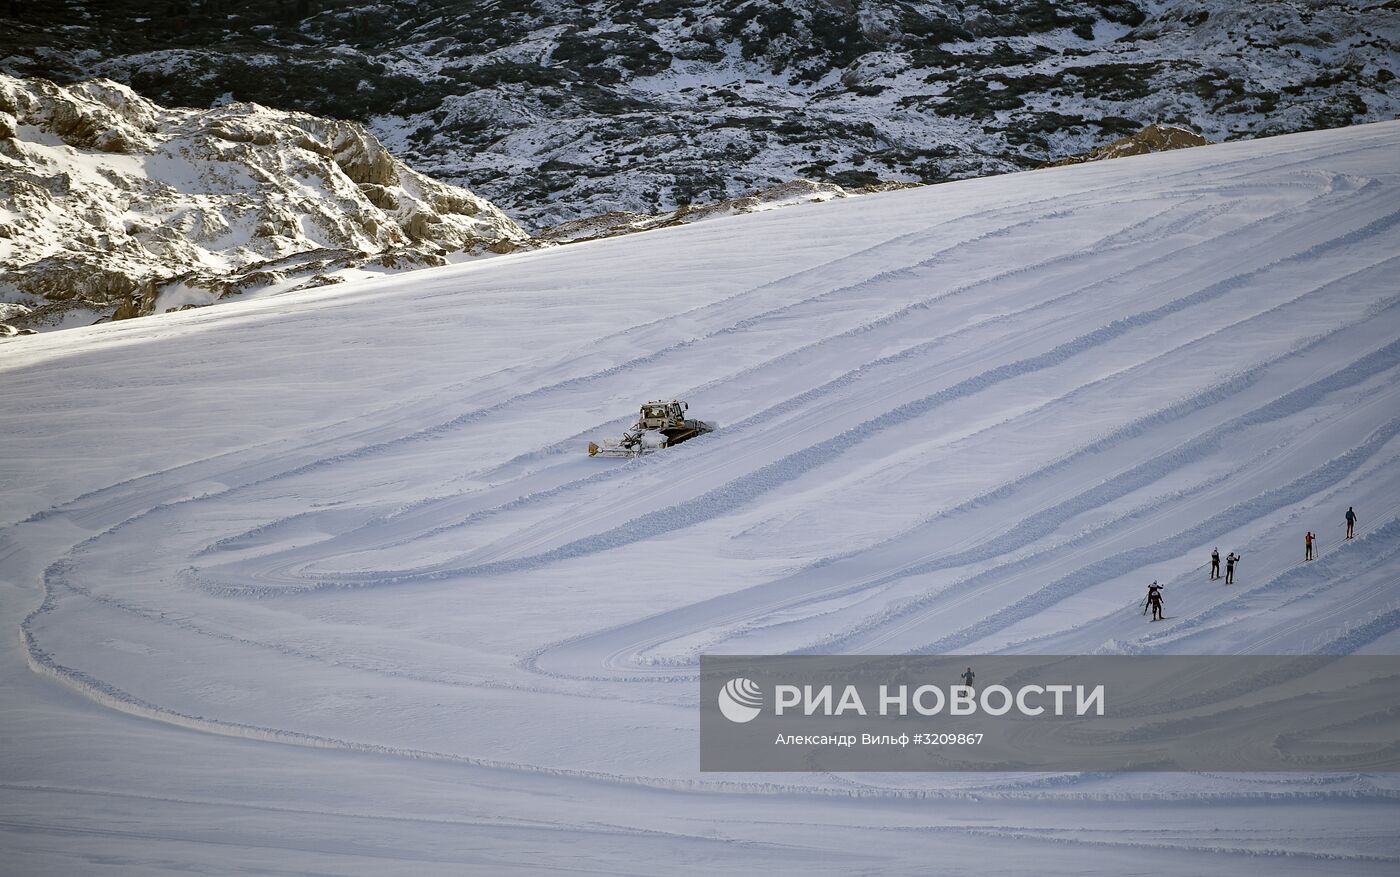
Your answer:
(587, 400), (714, 457)
(638, 400), (685, 430)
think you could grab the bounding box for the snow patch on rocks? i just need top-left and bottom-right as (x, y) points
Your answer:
(0, 74), (531, 332)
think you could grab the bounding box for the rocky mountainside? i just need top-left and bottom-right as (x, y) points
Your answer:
(0, 74), (528, 331)
(535, 177), (917, 243)
(3, 1), (1395, 229)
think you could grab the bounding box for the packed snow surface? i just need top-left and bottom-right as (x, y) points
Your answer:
(3, 121), (1400, 874)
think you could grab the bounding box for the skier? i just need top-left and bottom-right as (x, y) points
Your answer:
(1305, 530), (1315, 561)
(959, 667), (975, 692)
(1210, 547), (1221, 580)
(1345, 506), (1357, 540)
(1225, 551), (1241, 584)
(1145, 582), (1165, 621)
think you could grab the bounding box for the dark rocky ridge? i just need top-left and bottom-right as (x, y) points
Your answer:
(2, 1), (1396, 228)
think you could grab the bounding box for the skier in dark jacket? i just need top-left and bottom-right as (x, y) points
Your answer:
(1305, 531), (1315, 561)
(1346, 506), (1357, 539)
(1145, 582), (1165, 621)
(1210, 547), (1221, 580)
(959, 667), (975, 691)
(1225, 551), (1240, 584)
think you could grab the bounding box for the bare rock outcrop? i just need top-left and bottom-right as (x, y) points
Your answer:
(1039, 124), (1211, 169)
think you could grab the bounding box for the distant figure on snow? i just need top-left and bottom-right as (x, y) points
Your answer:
(1346, 506), (1357, 540)
(1305, 531), (1315, 561)
(1225, 551), (1241, 584)
(1145, 582), (1165, 621)
(959, 667), (975, 691)
(1210, 547), (1221, 580)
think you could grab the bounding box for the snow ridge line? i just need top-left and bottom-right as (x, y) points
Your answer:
(379, 203), (1400, 585)
(1078, 655), (1371, 721)
(29, 557), (657, 705)
(683, 178), (1354, 442)
(16, 576), (788, 796)
(1127, 517), (1400, 650)
(16, 608), (1400, 804)
(1231, 528), (1400, 655)
(1309, 602), (1400, 656)
(819, 268), (1400, 594)
(912, 419), (1400, 655)
(526, 170), (1211, 363)
(927, 825), (1400, 864)
(0, 783), (682, 839)
(195, 506), (382, 558)
(997, 511), (1400, 657)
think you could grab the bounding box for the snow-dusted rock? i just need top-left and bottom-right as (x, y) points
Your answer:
(7, 2), (1392, 228)
(0, 74), (530, 331)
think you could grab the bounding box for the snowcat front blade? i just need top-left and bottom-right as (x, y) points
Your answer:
(587, 441), (652, 458)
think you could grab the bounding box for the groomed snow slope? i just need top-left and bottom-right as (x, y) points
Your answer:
(3, 121), (1400, 875)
